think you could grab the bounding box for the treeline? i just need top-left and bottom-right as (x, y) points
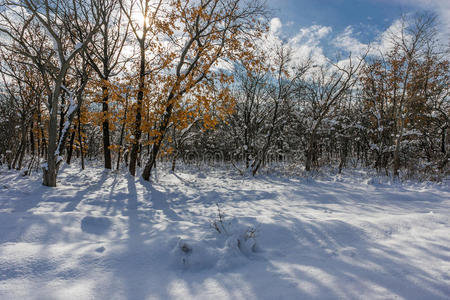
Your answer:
(0, 0), (448, 186)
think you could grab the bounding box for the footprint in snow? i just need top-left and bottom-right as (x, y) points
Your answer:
(81, 216), (111, 235)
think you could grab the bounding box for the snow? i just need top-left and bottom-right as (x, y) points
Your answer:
(44, 27), (63, 67)
(55, 86), (77, 156)
(75, 43), (83, 50)
(369, 143), (380, 151)
(64, 43), (84, 61)
(403, 129), (422, 137)
(0, 165), (449, 299)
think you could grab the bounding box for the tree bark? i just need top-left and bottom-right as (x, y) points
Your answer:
(129, 43), (145, 176)
(116, 93), (128, 170)
(78, 109), (85, 170)
(66, 130), (76, 164)
(305, 130), (318, 172)
(441, 125), (447, 154)
(44, 91), (60, 187)
(142, 102), (174, 181)
(102, 85), (112, 169)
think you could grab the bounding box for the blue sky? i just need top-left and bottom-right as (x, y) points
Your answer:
(270, 0), (417, 38)
(266, 0), (450, 61)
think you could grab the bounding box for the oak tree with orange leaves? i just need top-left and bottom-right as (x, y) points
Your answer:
(135, 0), (268, 181)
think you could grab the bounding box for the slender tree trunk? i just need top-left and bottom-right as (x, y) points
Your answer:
(101, 24), (112, 170)
(30, 124), (35, 156)
(305, 133), (317, 172)
(393, 117), (405, 178)
(338, 139), (348, 174)
(7, 151), (12, 169)
(252, 99), (279, 176)
(17, 135), (27, 170)
(102, 85), (112, 169)
(66, 130), (76, 164)
(142, 102), (174, 181)
(78, 109), (85, 170)
(13, 122), (28, 170)
(138, 144), (142, 167)
(441, 125), (447, 154)
(58, 93), (66, 144)
(39, 108), (47, 159)
(116, 95), (128, 170)
(171, 152), (177, 172)
(129, 43), (145, 176)
(142, 144), (158, 180)
(12, 142), (23, 170)
(116, 123), (125, 170)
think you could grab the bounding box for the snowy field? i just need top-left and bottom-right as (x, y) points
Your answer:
(0, 165), (449, 300)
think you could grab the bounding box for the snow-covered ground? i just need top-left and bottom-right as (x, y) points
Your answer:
(0, 164), (449, 300)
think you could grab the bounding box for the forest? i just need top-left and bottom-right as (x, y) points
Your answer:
(0, 1), (450, 299)
(0, 0), (448, 186)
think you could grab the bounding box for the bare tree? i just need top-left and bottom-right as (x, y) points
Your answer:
(251, 46), (309, 176)
(302, 54), (366, 172)
(0, 0), (107, 186)
(119, 0), (165, 177)
(87, 0), (129, 170)
(388, 14), (442, 177)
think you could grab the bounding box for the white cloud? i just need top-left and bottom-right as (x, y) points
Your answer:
(331, 18), (426, 59)
(374, 19), (404, 54)
(263, 19), (332, 66)
(290, 25), (332, 44)
(288, 25), (332, 65)
(264, 12), (447, 72)
(387, 0), (450, 38)
(331, 0), (450, 58)
(332, 26), (368, 56)
(270, 18), (282, 34)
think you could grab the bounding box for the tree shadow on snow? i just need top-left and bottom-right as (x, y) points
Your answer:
(1, 167), (449, 299)
(150, 217), (450, 300)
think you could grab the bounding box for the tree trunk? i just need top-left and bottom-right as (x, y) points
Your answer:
(171, 152), (177, 172)
(393, 121), (404, 178)
(338, 139), (348, 174)
(102, 85), (112, 169)
(17, 136), (27, 170)
(44, 104), (59, 187)
(252, 99), (279, 176)
(42, 77), (67, 187)
(116, 117), (126, 171)
(30, 124), (35, 156)
(129, 44), (145, 177)
(441, 125), (447, 154)
(6, 151), (12, 170)
(43, 166), (57, 187)
(44, 103), (59, 188)
(66, 130), (76, 164)
(116, 92), (128, 170)
(142, 102), (174, 181)
(12, 142), (23, 170)
(305, 133), (316, 172)
(78, 109), (85, 170)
